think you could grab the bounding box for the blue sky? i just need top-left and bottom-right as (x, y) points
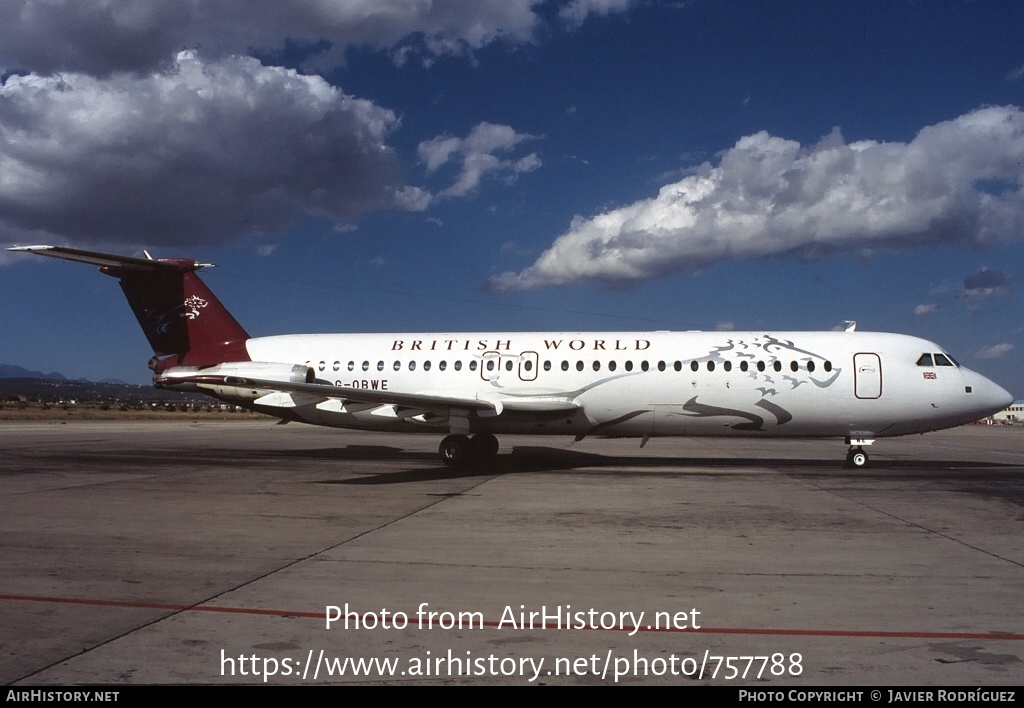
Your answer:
(1, 0), (1022, 395)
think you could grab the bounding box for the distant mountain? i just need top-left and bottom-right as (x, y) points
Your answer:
(0, 363), (213, 403)
(0, 376), (213, 404)
(0, 363), (66, 380)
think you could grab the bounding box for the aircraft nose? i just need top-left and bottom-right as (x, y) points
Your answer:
(970, 372), (1014, 417)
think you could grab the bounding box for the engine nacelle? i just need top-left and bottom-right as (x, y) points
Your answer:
(156, 361), (315, 399)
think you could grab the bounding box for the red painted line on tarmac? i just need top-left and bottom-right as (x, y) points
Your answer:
(3, 593), (1022, 640)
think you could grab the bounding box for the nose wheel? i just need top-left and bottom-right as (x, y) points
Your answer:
(846, 447), (869, 468)
(844, 437), (874, 468)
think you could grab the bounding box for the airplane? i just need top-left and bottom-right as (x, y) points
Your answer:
(8, 244), (1014, 469)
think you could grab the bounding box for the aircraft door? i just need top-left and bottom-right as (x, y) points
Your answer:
(518, 351), (539, 381)
(854, 353), (882, 399)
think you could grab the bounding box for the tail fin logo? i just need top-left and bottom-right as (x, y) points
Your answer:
(146, 296), (209, 335)
(181, 295), (209, 320)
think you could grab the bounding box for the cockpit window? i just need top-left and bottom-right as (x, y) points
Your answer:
(934, 353), (954, 367)
(916, 353), (933, 366)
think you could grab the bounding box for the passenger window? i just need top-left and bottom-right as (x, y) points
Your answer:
(576, 361), (584, 371)
(641, 361), (649, 371)
(454, 361), (462, 371)
(486, 360), (495, 371)
(790, 361), (798, 372)
(824, 361), (832, 372)
(348, 361), (355, 372)
(658, 361), (666, 371)
(469, 361), (477, 371)
(561, 360), (569, 371)
(377, 361), (384, 371)
(523, 360), (532, 371)
(916, 353), (934, 366)
(424, 361), (432, 371)
(544, 361), (551, 371)
(409, 361), (416, 371)
(625, 361), (633, 371)
(362, 361), (369, 371)
(757, 361), (766, 372)
(690, 361), (699, 372)
(707, 361), (715, 372)
(439, 361), (447, 371)
(319, 361), (326, 371)
(593, 361), (601, 371)
(505, 360), (513, 371)
(723, 361), (732, 372)
(393, 361), (401, 371)
(674, 361), (682, 372)
(333, 361), (340, 371)
(740, 361), (749, 372)
(807, 361), (815, 372)
(608, 361), (616, 371)
(773, 361), (782, 372)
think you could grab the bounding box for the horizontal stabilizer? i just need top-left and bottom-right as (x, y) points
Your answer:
(7, 245), (213, 272)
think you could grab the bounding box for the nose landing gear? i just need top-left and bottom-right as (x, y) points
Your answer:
(846, 447), (869, 468)
(844, 436), (874, 468)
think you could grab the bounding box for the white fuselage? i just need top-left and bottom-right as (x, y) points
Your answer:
(236, 330), (1011, 440)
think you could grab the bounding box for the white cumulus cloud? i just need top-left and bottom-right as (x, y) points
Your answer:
(976, 343), (1015, 360)
(486, 106), (1024, 291)
(914, 304), (938, 315)
(418, 122), (541, 198)
(0, 52), (413, 248)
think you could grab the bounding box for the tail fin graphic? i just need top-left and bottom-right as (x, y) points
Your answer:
(8, 245), (250, 371)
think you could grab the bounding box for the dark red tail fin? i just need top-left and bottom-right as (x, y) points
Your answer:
(8, 246), (250, 371)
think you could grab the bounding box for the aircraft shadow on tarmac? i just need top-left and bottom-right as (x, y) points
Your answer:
(279, 445), (1019, 486)
(27, 445), (1018, 486)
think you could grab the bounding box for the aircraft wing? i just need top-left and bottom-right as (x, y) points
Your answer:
(159, 373), (580, 416)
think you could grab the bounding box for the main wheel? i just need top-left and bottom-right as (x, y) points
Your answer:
(439, 434), (472, 467)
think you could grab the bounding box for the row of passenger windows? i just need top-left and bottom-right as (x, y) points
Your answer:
(314, 359), (833, 374)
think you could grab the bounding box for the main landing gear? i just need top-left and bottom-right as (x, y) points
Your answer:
(439, 433), (499, 468)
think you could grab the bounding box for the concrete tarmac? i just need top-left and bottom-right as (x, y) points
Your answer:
(1, 420), (1021, 685)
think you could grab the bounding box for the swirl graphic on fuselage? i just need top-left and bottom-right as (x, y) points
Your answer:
(478, 334), (842, 434)
(657, 334), (845, 430)
(692, 335), (842, 393)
